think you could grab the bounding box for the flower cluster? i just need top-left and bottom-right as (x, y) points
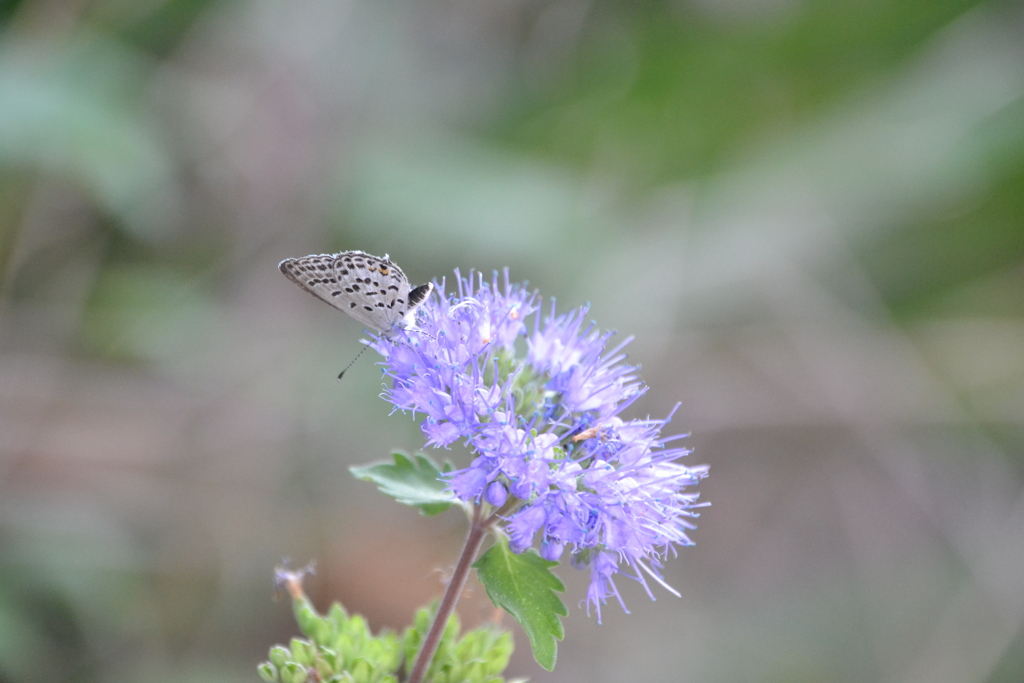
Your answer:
(372, 271), (708, 622)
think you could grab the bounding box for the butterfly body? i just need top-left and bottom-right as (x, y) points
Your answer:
(279, 251), (433, 335)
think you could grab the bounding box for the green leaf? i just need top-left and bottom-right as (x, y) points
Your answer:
(350, 451), (455, 516)
(472, 537), (566, 671)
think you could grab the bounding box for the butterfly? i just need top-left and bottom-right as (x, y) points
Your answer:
(278, 251), (433, 336)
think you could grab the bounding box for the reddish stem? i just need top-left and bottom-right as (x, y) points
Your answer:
(406, 506), (490, 683)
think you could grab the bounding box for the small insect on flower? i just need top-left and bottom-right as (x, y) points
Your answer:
(278, 251), (432, 337)
(572, 425), (605, 443)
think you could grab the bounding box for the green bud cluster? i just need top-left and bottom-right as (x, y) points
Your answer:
(402, 606), (517, 683)
(258, 596), (518, 683)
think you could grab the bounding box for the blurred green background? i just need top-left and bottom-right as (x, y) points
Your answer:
(1, 0), (1023, 682)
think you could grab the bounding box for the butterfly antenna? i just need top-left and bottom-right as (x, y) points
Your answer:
(338, 325), (433, 380)
(337, 344), (372, 380)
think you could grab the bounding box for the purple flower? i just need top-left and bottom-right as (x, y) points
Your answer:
(373, 270), (708, 621)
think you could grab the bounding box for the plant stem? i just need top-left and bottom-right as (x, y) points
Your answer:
(406, 505), (490, 683)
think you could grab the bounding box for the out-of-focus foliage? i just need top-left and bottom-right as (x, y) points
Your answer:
(258, 593), (514, 683)
(0, 0), (1022, 683)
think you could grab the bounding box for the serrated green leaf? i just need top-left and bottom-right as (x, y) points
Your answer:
(349, 451), (455, 516)
(473, 537), (566, 671)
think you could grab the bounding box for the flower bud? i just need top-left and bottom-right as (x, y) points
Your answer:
(484, 480), (508, 507)
(279, 662), (307, 683)
(257, 663), (278, 683)
(269, 646), (290, 669)
(540, 538), (565, 562)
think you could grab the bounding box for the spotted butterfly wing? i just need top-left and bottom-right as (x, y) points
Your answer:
(278, 251), (432, 333)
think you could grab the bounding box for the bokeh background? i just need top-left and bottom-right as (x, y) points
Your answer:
(2, 0), (1023, 682)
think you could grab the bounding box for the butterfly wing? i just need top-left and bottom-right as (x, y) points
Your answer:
(279, 251), (429, 333)
(330, 251), (411, 331)
(278, 253), (350, 309)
